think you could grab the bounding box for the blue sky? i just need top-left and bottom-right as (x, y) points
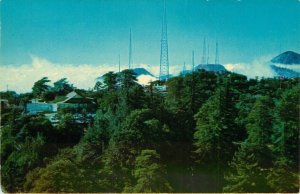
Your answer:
(1, 0), (300, 66)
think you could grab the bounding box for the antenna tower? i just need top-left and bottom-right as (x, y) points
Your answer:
(215, 41), (219, 64)
(201, 37), (206, 65)
(118, 54), (121, 72)
(128, 29), (132, 69)
(159, 0), (170, 81)
(192, 50), (195, 71)
(207, 43), (210, 64)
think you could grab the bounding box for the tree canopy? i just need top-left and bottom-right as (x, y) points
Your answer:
(1, 71), (299, 192)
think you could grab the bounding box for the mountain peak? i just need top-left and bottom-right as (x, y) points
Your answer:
(132, 68), (155, 77)
(271, 51), (300, 65)
(195, 64), (227, 72)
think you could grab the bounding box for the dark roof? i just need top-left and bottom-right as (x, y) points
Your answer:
(59, 91), (94, 104)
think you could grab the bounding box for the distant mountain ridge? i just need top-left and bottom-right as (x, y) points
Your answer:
(95, 67), (157, 86)
(270, 65), (300, 78)
(133, 68), (157, 85)
(271, 51), (300, 65)
(132, 68), (156, 77)
(269, 51), (300, 78)
(195, 64), (227, 72)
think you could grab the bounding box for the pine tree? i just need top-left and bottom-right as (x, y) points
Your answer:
(224, 96), (274, 192)
(102, 71), (118, 91)
(130, 149), (172, 192)
(1, 134), (45, 192)
(32, 77), (51, 98)
(194, 84), (239, 164)
(24, 149), (84, 193)
(266, 86), (300, 192)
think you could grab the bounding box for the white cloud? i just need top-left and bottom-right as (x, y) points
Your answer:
(272, 64), (300, 72)
(137, 74), (158, 85)
(0, 56), (119, 93)
(224, 55), (276, 78)
(1, 55), (280, 93)
(0, 56), (168, 93)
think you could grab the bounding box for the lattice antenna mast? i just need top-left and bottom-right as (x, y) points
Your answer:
(159, 0), (170, 81)
(128, 29), (132, 69)
(201, 37), (206, 65)
(182, 61), (186, 72)
(192, 50), (195, 72)
(215, 41), (219, 64)
(118, 54), (121, 72)
(207, 43), (210, 64)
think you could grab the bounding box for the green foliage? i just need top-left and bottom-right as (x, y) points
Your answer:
(246, 96), (274, 148)
(112, 109), (166, 163)
(76, 110), (110, 162)
(224, 96), (274, 192)
(165, 76), (185, 110)
(115, 70), (146, 121)
(41, 90), (56, 101)
(266, 86), (300, 192)
(103, 71), (118, 91)
(194, 85), (240, 164)
(16, 115), (54, 141)
(223, 143), (271, 192)
(99, 142), (132, 192)
(1, 72), (299, 193)
(99, 109), (169, 192)
(166, 71), (218, 113)
(1, 134), (45, 192)
(118, 69), (138, 89)
(24, 148), (83, 193)
(266, 157), (299, 192)
(0, 91), (19, 105)
(0, 125), (16, 162)
(130, 149), (173, 193)
(56, 113), (84, 144)
(273, 86), (300, 165)
(32, 77), (51, 98)
(94, 81), (105, 91)
(53, 78), (74, 95)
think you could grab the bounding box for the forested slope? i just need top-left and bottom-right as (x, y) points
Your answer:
(1, 69), (299, 192)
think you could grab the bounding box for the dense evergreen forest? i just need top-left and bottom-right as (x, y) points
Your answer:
(1, 69), (299, 193)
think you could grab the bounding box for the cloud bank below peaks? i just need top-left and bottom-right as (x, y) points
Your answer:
(0, 55), (278, 93)
(224, 55), (276, 78)
(0, 56), (120, 93)
(0, 56), (177, 93)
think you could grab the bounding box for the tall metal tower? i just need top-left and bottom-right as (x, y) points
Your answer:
(128, 29), (133, 69)
(201, 37), (206, 65)
(207, 43), (210, 64)
(182, 61), (186, 72)
(159, 0), (169, 81)
(118, 54), (121, 72)
(215, 41), (219, 64)
(192, 50), (195, 72)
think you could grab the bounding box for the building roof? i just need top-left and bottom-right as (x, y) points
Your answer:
(66, 91), (83, 99)
(58, 91), (95, 104)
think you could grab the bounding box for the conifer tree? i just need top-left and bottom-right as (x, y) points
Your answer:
(266, 86), (300, 192)
(129, 149), (172, 193)
(224, 96), (274, 192)
(194, 83), (239, 164)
